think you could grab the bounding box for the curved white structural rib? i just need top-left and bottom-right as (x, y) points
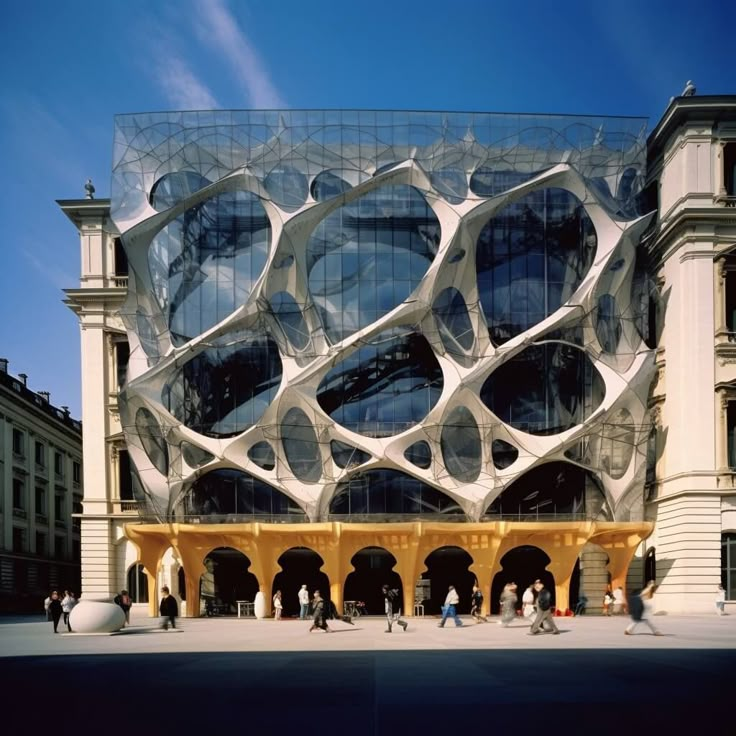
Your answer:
(111, 110), (655, 525)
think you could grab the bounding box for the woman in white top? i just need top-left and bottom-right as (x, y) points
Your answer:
(522, 585), (535, 620)
(61, 591), (77, 632)
(273, 590), (283, 620)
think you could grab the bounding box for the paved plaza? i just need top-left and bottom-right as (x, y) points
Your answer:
(2, 611), (735, 733)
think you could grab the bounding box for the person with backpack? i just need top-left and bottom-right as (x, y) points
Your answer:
(309, 590), (331, 633)
(382, 584), (408, 633)
(114, 589), (132, 625)
(625, 581), (663, 636)
(528, 580), (559, 635)
(470, 584), (487, 623)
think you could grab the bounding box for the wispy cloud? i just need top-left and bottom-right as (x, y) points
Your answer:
(152, 52), (220, 110)
(22, 246), (76, 291)
(0, 95), (89, 188)
(193, 0), (286, 109)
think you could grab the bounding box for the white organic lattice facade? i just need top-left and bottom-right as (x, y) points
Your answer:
(111, 110), (656, 524)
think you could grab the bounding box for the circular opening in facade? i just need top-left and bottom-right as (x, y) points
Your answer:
(481, 342), (605, 435)
(440, 406), (482, 483)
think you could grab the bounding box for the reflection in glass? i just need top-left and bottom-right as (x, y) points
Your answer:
(135, 311), (160, 362)
(269, 291), (310, 350)
(432, 287), (474, 352)
(484, 461), (598, 518)
(282, 407), (322, 483)
(264, 165), (308, 211)
(476, 188), (596, 344)
(440, 406), (482, 483)
(481, 342), (604, 435)
(311, 170), (352, 201)
(470, 169), (540, 197)
(248, 441), (275, 471)
(263, 166), (309, 212)
(329, 469), (464, 517)
(316, 330), (443, 437)
(430, 168), (467, 204)
(182, 469), (304, 518)
(180, 442), (214, 468)
(148, 190), (270, 345)
(595, 294), (621, 353)
(491, 439), (518, 469)
(599, 409), (635, 479)
(149, 171), (211, 211)
(404, 441), (432, 469)
(307, 185), (440, 342)
(135, 407), (169, 475)
(162, 338), (282, 438)
(331, 440), (371, 469)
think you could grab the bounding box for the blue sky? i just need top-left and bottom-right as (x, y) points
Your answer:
(0, 0), (732, 418)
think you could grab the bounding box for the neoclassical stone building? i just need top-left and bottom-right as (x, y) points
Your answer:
(60, 97), (736, 617)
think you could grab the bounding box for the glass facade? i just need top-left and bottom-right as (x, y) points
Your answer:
(112, 109), (653, 524)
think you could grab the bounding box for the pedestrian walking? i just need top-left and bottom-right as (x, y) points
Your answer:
(382, 584), (408, 633)
(522, 584), (536, 620)
(298, 584), (310, 620)
(603, 588), (613, 616)
(499, 583), (518, 627)
(48, 591), (63, 633)
(613, 587), (626, 615)
(159, 586), (178, 631)
(715, 584), (726, 616)
(624, 581), (663, 636)
(528, 581), (559, 635)
(61, 590), (77, 632)
(573, 593), (588, 616)
(437, 585), (463, 628)
(309, 590), (331, 633)
(273, 590), (283, 620)
(114, 589), (132, 625)
(470, 584), (487, 623)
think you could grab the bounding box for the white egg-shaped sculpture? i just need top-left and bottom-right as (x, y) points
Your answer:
(254, 591), (267, 619)
(69, 601), (126, 633)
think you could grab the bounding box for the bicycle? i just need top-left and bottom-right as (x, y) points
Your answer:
(343, 601), (365, 619)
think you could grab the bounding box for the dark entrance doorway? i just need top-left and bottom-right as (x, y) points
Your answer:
(644, 547), (656, 587)
(569, 558), (580, 614)
(491, 546), (554, 614)
(177, 567), (186, 601)
(422, 546), (475, 615)
(201, 547), (259, 616)
(271, 547), (330, 617)
(344, 547), (402, 615)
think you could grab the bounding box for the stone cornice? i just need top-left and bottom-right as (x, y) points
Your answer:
(57, 198), (112, 231)
(648, 96), (736, 160)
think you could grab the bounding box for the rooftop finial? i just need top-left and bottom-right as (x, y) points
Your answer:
(84, 178), (96, 199)
(681, 80), (696, 97)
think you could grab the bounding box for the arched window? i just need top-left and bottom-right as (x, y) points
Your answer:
(722, 533), (736, 600)
(127, 563), (149, 603)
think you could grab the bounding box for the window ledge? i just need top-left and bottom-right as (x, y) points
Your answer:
(714, 194), (736, 207)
